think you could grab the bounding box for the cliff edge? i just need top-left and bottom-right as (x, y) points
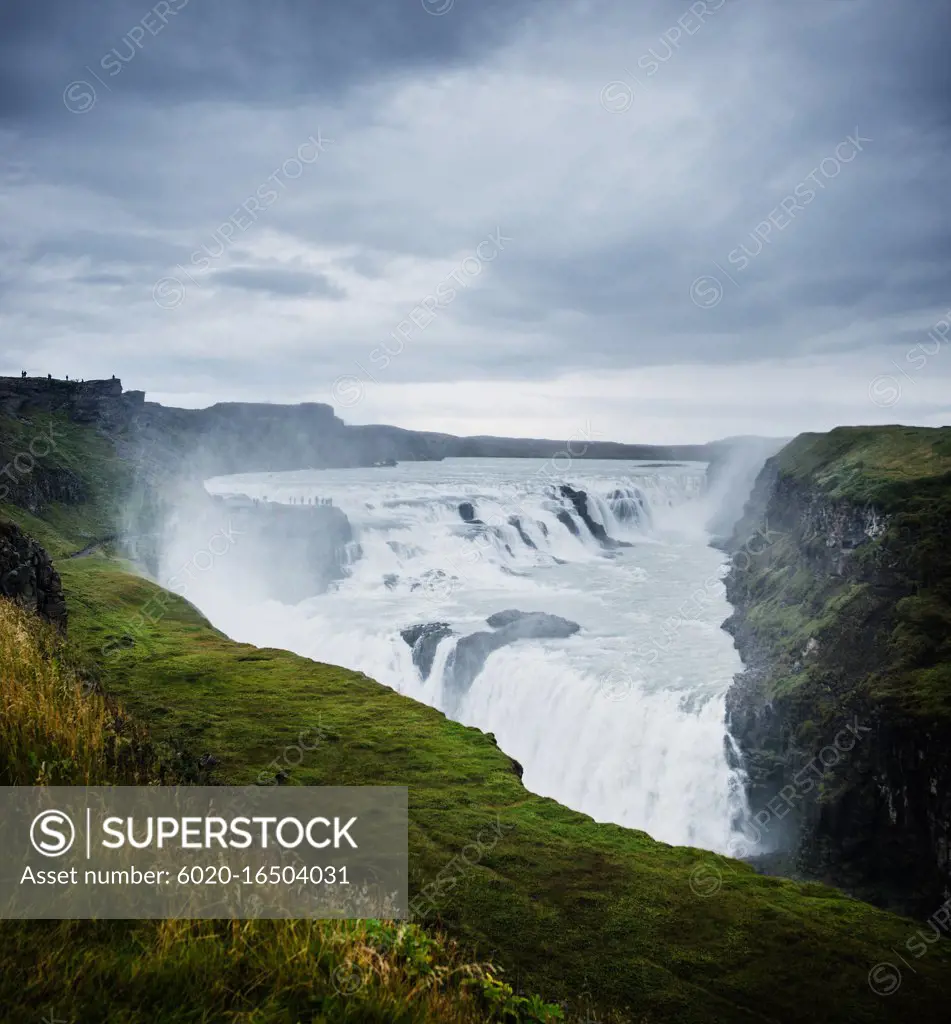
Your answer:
(724, 425), (951, 915)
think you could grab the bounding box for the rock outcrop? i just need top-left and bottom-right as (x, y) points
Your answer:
(0, 376), (145, 432)
(401, 609), (581, 710)
(0, 415), (89, 512)
(458, 502), (484, 525)
(152, 493), (355, 605)
(445, 610), (580, 704)
(483, 610), (580, 636)
(557, 485), (631, 549)
(0, 520), (67, 629)
(400, 622), (455, 679)
(507, 516), (537, 549)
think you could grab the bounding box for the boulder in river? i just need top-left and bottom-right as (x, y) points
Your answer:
(458, 502), (484, 525)
(485, 609), (580, 638)
(401, 609), (581, 699)
(443, 608), (582, 707)
(556, 510), (580, 536)
(400, 621), (455, 679)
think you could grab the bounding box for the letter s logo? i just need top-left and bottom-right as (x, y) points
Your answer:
(30, 810), (76, 857)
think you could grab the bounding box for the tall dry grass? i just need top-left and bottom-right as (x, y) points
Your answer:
(0, 598), (151, 785)
(3, 916), (566, 1023)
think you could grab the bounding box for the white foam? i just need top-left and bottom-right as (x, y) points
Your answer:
(178, 457), (752, 854)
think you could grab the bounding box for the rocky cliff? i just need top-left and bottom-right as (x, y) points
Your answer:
(0, 379), (129, 511)
(1, 375), (384, 479)
(0, 519), (67, 628)
(1, 376), (735, 483)
(0, 375), (145, 429)
(723, 426), (951, 915)
(0, 379), (359, 601)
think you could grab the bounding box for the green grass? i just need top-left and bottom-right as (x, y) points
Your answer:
(0, 409), (130, 555)
(0, 598), (150, 785)
(0, 591), (564, 1024)
(733, 427), (951, 720)
(26, 555), (949, 1023)
(0, 500), (116, 558)
(773, 425), (951, 508)
(0, 916), (573, 1024)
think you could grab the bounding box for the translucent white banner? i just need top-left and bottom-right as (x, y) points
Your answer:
(0, 786), (407, 919)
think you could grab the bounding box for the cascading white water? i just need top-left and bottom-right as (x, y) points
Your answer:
(171, 457), (751, 854)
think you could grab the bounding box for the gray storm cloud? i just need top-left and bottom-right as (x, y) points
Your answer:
(1, 0), (949, 440)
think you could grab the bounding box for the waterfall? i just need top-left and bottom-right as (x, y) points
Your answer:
(184, 457), (752, 855)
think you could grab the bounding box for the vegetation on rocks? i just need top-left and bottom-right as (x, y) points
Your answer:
(725, 426), (951, 915)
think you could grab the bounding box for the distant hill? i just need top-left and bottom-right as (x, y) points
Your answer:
(0, 375), (771, 479)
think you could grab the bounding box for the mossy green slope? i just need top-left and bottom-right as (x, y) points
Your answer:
(34, 555), (949, 1022)
(770, 425), (951, 504)
(0, 409), (131, 556)
(728, 425), (951, 718)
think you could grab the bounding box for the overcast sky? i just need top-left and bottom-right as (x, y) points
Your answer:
(1, 0), (949, 443)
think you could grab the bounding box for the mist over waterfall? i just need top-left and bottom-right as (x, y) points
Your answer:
(163, 457), (752, 854)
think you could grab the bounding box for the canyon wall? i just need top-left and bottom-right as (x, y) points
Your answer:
(723, 427), (951, 915)
(0, 519), (67, 628)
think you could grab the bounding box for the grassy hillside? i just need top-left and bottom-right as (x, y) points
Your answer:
(27, 554), (950, 1022)
(2, 410), (951, 1021)
(0, 598), (564, 1024)
(771, 425), (951, 507)
(0, 409), (130, 556)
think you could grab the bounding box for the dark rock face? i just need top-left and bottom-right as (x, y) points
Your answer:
(0, 418), (88, 513)
(556, 485), (630, 549)
(445, 631), (513, 698)
(560, 485), (612, 545)
(458, 502), (484, 525)
(723, 461), (951, 916)
(0, 521), (67, 629)
(0, 376), (144, 432)
(400, 622), (454, 679)
(401, 609), (582, 704)
(205, 497), (354, 603)
(508, 516), (537, 549)
(556, 510), (580, 536)
(128, 491), (357, 606)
